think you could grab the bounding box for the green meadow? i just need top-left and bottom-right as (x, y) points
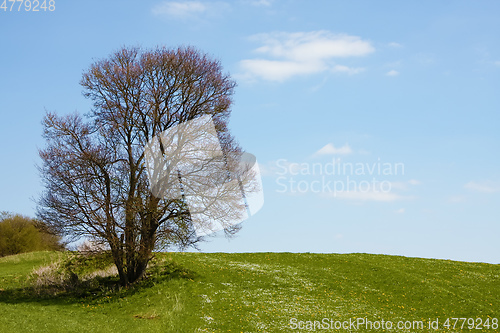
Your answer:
(0, 251), (498, 332)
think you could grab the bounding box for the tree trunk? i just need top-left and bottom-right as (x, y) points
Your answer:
(110, 240), (128, 286)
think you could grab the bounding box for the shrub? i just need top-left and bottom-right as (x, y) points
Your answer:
(0, 213), (64, 257)
(29, 252), (118, 295)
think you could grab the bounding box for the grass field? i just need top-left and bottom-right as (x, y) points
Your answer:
(0, 251), (498, 332)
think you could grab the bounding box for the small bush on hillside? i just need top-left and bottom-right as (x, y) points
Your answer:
(27, 252), (196, 297)
(29, 252), (117, 296)
(0, 213), (64, 257)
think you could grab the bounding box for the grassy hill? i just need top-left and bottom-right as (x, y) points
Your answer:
(0, 251), (498, 332)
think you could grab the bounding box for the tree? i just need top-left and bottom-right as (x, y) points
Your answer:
(0, 213), (63, 257)
(37, 46), (255, 285)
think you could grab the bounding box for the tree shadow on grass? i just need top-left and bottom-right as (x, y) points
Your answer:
(0, 258), (198, 306)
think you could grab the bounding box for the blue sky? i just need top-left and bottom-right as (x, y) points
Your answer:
(1, 0), (499, 263)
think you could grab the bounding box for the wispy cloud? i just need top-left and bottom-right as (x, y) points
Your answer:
(332, 65), (365, 75)
(239, 31), (374, 81)
(152, 1), (228, 19)
(395, 208), (405, 214)
(464, 181), (500, 193)
(386, 69), (399, 76)
(239, 59), (322, 82)
(246, 0), (273, 6)
(390, 180), (420, 190)
(333, 190), (406, 202)
(323, 180), (416, 202)
(152, 1), (206, 18)
(313, 143), (352, 157)
(388, 42), (403, 48)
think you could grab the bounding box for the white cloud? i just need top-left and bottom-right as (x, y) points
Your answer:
(333, 190), (405, 202)
(152, 1), (206, 17)
(152, 1), (228, 19)
(389, 182), (408, 191)
(464, 181), (499, 193)
(256, 162), (273, 177)
(388, 42), (403, 48)
(388, 180), (421, 191)
(240, 59), (324, 82)
(386, 69), (399, 76)
(332, 65), (365, 75)
(395, 208), (405, 214)
(327, 180), (418, 202)
(252, 31), (374, 61)
(322, 179), (413, 202)
(313, 143), (352, 157)
(247, 0), (273, 6)
(240, 31), (374, 81)
(408, 179), (421, 186)
(494, 61), (500, 67)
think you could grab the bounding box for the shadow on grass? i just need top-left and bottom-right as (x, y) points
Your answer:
(0, 257), (198, 306)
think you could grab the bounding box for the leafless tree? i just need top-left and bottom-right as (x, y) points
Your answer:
(37, 46), (253, 285)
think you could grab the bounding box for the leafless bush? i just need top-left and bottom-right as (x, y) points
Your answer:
(29, 254), (118, 295)
(82, 265), (118, 280)
(29, 260), (76, 294)
(77, 240), (109, 255)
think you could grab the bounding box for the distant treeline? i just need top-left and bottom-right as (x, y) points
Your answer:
(0, 212), (64, 257)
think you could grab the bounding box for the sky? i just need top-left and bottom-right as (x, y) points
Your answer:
(1, 0), (499, 263)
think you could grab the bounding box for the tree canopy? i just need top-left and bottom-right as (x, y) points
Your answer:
(37, 46), (253, 285)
